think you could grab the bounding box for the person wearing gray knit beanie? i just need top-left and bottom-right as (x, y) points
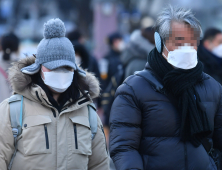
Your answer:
(21, 18), (88, 95)
(0, 18), (109, 170)
(21, 18), (86, 77)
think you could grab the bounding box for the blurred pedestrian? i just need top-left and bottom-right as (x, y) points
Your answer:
(101, 32), (125, 140)
(121, 27), (155, 79)
(67, 29), (100, 79)
(110, 6), (222, 170)
(198, 28), (222, 84)
(0, 32), (19, 103)
(72, 42), (100, 80)
(67, 30), (102, 114)
(101, 32), (125, 90)
(0, 18), (109, 170)
(67, 29), (85, 44)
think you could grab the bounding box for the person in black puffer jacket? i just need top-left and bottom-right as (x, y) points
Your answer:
(67, 30), (101, 80)
(121, 27), (155, 79)
(72, 42), (101, 80)
(110, 6), (222, 170)
(198, 28), (222, 85)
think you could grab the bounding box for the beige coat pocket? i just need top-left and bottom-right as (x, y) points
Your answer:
(22, 115), (52, 156)
(69, 116), (92, 155)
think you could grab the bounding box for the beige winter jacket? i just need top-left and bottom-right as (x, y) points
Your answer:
(0, 57), (109, 170)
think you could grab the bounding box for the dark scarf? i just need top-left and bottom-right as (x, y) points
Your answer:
(148, 48), (212, 147)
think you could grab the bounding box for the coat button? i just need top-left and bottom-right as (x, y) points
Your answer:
(24, 124), (27, 128)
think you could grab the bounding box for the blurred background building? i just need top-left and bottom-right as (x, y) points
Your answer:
(0, 0), (222, 58)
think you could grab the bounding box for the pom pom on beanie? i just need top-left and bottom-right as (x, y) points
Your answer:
(43, 18), (66, 39)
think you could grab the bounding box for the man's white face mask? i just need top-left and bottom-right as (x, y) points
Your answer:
(212, 44), (222, 58)
(163, 44), (198, 70)
(41, 67), (74, 93)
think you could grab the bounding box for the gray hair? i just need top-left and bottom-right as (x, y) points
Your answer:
(154, 5), (202, 43)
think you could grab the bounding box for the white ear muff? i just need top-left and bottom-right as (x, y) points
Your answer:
(154, 32), (162, 53)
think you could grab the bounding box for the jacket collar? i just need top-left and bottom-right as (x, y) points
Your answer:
(8, 56), (100, 112)
(31, 84), (92, 115)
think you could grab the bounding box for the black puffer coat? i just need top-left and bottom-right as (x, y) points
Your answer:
(198, 44), (222, 85)
(109, 63), (222, 170)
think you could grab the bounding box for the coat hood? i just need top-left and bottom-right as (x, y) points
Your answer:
(129, 30), (154, 55)
(121, 30), (154, 66)
(8, 56), (100, 100)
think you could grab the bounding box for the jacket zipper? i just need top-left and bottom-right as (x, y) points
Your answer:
(51, 108), (56, 118)
(36, 91), (42, 102)
(44, 124), (49, 149)
(101, 125), (108, 154)
(36, 91), (58, 118)
(73, 124), (78, 149)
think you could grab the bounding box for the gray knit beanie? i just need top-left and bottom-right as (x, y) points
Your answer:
(21, 18), (86, 77)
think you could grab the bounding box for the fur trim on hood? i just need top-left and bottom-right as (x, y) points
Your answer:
(8, 56), (100, 99)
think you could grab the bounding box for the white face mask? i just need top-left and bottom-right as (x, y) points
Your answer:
(212, 44), (222, 58)
(75, 55), (82, 65)
(117, 41), (126, 52)
(41, 67), (74, 93)
(163, 44), (198, 70)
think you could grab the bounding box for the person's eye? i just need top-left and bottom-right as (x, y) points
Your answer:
(64, 66), (72, 71)
(175, 37), (184, 40)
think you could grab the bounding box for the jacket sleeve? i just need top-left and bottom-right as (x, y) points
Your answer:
(0, 100), (14, 170)
(88, 115), (109, 170)
(213, 85), (222, 151)
(109, 82), (143, 170)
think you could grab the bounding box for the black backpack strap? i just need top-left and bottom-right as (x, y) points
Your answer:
(135, 69), (165, 94)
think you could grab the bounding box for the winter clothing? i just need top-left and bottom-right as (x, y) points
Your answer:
(87, 56), (100, 79)
(110, 48), (222, 170)
(102, 49), (122, 91)
(101, 65), (124, 126)
(21, 18), (86, 77)
(101, 49), (122, 126)
(121, 30), (154, 79)
(0, 57), (109, 170)
(71, 42), (101, 108)
(148, 48), (211, 147)
(198, 43), (222, 84)
(72, 42), (100, 79)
